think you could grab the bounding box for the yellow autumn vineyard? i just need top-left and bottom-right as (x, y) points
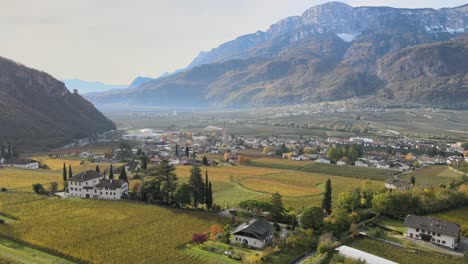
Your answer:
(0, 193), (226, 264)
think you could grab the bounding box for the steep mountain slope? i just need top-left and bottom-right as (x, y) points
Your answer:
(0, 57), (116, 150)
(89, 2), (468, 108)
(376, 36), (468, 107)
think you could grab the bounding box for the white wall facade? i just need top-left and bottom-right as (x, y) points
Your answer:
(68, 178), (128, 200)
(232, 235), (266, 249)
(68, 177), (103, 198)
(406, 227), (458, 249)
(6, 162), (39, 169)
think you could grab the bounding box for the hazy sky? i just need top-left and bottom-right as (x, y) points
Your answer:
(1, 0), (466, 84)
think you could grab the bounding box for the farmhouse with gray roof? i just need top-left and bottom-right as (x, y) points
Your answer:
(404, 215), (460, 249)
(232, 218), (274, 249)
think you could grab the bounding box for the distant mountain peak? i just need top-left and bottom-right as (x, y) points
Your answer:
(88, 3), (468, 109)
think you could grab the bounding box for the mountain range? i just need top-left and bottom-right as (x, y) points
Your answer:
(87, 2), (468, 109)
(0, 57), (116, 150)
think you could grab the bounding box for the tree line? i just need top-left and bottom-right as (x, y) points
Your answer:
(0, 141), (19, 160)
(133, 158), (214, 210)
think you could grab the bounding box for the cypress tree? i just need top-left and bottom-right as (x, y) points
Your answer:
(96, 165), (100, 173)
(410, 176), (415, 186)
(7, 144), (12, 159)
(0, 141), (5, 159)
(109, 164), (114, 180)
(322, 179), (332, 214)
(68, 164), (73, 179)
(175, 144), (179, 157)
(63, 163), (67, 182)
(119, 167), (128, 182)
(206, 182), (213, 210)
(204, 169), (209, 204)
(185, 146), (189, 158)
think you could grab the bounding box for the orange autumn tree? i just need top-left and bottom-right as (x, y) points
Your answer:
(210, 224), (224, 240)
(224, 152), (230, 162)
(238, 155), (250, 164)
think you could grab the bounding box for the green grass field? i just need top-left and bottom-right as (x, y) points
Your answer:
(248, 158), (314, 171)
(249, 158), (399, 181)
(0, 237), (75, 264)
(0, 192), (226, 264)
(175, 165), (382, 211)
(350, 238), (465, 264)
(401, 165), (463, 187)
(375, 216), (406, 233)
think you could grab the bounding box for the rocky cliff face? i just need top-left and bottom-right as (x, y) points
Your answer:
(0, 56), (116, 150)
(88, 2), (468, 109)
(188, 2), (467, 68)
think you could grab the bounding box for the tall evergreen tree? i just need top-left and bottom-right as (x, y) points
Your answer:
(68, 164), (73, 179)
(0, 141), (5, 159)
(204, 169), (209, 205)
(156, 158), (178, 204)
(95, 165), (100, 173)
(271, 192), (285, 222)
(322, 179), (332, 214)
(206, 182), (213, 210)
(189, 165), (204, 207)
(6, 143), (12, 159)
(109, 164), (114, 180)
(202, 156), (208, 166)
(185, 146), (189, 158)
(12, 145), (19, 158)
(175, 144), (179, 157)
(119, 167), (128, 182)
(410, 176), (415, 186)
(62, 163), (67, 182)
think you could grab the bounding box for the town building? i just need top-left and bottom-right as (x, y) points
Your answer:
(68, 170), (128, 200)
(232, 218), (274, 249)
(404, 215), (460, 249)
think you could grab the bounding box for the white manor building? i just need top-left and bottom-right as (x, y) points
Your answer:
(68, 170), (128, 200)
(404, 215), (460, 249)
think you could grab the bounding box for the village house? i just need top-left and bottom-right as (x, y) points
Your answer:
(385, 178), (413, 190)
(232, 218), (275, 249)
(404, 215), (460, 250)
(316, 158), (331, 164)
(68, 170), (128, 200)
(3, 158), (39, 169)
(336, 159), (347, 166)
(355, 158), (369, 167)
